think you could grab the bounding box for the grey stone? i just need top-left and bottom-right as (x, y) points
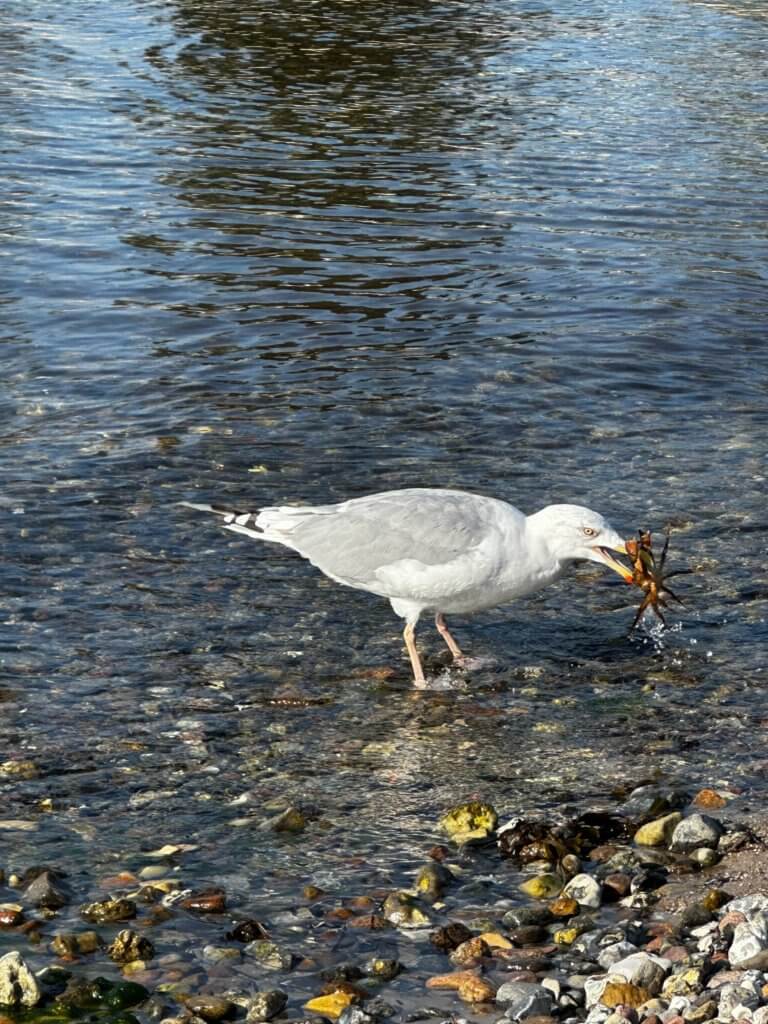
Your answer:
(245, 990), (288, 1023)
(729, 918), (768, 967)
(563, 873), (602, 909)
(0, 951), (41, 1007)
(670, 814), (724, 853)
(496, 981), (553, 1019)
(608, 951), (671, 994)
(23, 871), (69, 910)
(338, 1009), (376, 1024)
(597, 942), (639, 969)
(725, 894), (768, 915)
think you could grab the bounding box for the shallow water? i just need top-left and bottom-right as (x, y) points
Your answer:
(1, 0), (767, 1009)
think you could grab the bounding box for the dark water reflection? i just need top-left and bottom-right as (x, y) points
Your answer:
(1, 0), (768, 1002)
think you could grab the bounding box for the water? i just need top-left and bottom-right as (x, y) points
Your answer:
(1, 0), (767, 1008)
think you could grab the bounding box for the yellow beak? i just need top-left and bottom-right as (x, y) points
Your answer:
(592, 543), (633, 583)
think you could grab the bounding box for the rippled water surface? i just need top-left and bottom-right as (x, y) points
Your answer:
(2, 0), (768, 1005)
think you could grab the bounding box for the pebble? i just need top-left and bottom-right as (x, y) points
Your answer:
(0, 951), (41, 1007)
(107, 929), (156, 964)
(245, 940), (293, 970)
(181, 996), (236, 1021)
(670, 815), (725, 853)
(180, 889), (227, 914)
(634, 813), (683, 847)
(496, 981), (554, 1019)
(563, 873), (603, 909)
(426, 969), (496, 1003)
(245, 990), (288, 1022)
(23, 870), (69, 910)
(439, 802), (498, 844)
(80, 898), (137, 924)
(520, 874), (562, 899)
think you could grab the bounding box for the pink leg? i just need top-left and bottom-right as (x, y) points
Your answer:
(403, 622), (427, 688)
(435, 613), (463, 659)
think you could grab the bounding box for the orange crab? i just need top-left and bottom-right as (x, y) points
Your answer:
(625, 530), (691, 631)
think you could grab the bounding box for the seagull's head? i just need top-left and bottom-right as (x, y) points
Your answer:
(533, 504), (632, 581)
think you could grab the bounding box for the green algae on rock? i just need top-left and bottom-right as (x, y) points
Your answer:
(439, 802), (498, 844)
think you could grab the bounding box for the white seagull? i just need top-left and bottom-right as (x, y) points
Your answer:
(181, 488), (631, 687)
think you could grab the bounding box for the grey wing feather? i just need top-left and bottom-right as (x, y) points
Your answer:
(286, 490), (493, 586)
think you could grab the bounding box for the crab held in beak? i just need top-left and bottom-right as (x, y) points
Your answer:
(591, 542), (633, 583)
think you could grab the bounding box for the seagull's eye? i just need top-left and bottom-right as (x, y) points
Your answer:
(582, 527), (598, 538)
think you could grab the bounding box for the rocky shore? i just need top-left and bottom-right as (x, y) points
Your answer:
(3, 780), (768, 1024)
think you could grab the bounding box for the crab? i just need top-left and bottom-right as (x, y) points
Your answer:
(625, 529), (692, 631)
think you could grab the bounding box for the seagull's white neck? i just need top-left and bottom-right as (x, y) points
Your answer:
(523, 508), (569, 578)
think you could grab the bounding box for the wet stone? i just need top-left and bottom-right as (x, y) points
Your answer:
(430, 922), (473, 952)
(563, 873), (602, 909)
(81, 898), (137, 923)
(503, 906), (554, 929)
(450, 937), (490, 967)
(245, 990), (288, 1023)
(270, 807), (307, 833)
(23, 870), (69, 910)
(245, 941), (294, 971)
(361, 958), (401, 981)
(108, 928), (156, 964)
(439, 801), (498, 845)
(426, 969), (496, 1003)
(0, 950), (41, 1007)
(51, 930), (103, 957)
(669, 815), (724, 853)
(0, 904), (24, 927)
(414, 861), (453, 901)
(496, 981), (554, 1019)
(181, 888), (227, 914)
(382, 891), (431, 928)
(634, 814), (683, 848)
(180, 995), (236, 1021)
(226, 919), (270, 943)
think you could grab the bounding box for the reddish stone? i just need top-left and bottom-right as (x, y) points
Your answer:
(180, 888), (226, 914)
(603, 873), (632, 900)
(693, 788), (727, 810)
(428, 845), (450, 862)
(0, 907), (23, 927)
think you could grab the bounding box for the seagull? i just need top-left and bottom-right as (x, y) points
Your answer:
(181, 488), (631, 687)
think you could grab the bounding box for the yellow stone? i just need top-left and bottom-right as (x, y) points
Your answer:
(304, 992), (355, 1018)
(554, 926), (580, 945)
(479, 931), (513, 950)
(439, 802), (498, 844)
(634, 812), (682, 847)
(601, 982), (651, 1008)
(519, 873), (562, 899)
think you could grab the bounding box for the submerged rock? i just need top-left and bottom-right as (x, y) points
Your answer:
(440, 802), (498, 844)
(80, 898), (137, 923)
(180, 994), (236, 1021)
(414, 861), (453, 901)
(0, 950), (41, 1007)
(245, 940), (293, 971)
(382, 891), (431, 928)
(23, 869), (69, 910)
(107, 928), (156, 963)
(246, 989), (288, 1022)
(430, 922), (473, 952)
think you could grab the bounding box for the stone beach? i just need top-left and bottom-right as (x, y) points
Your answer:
(4, 778), (768, 1024)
